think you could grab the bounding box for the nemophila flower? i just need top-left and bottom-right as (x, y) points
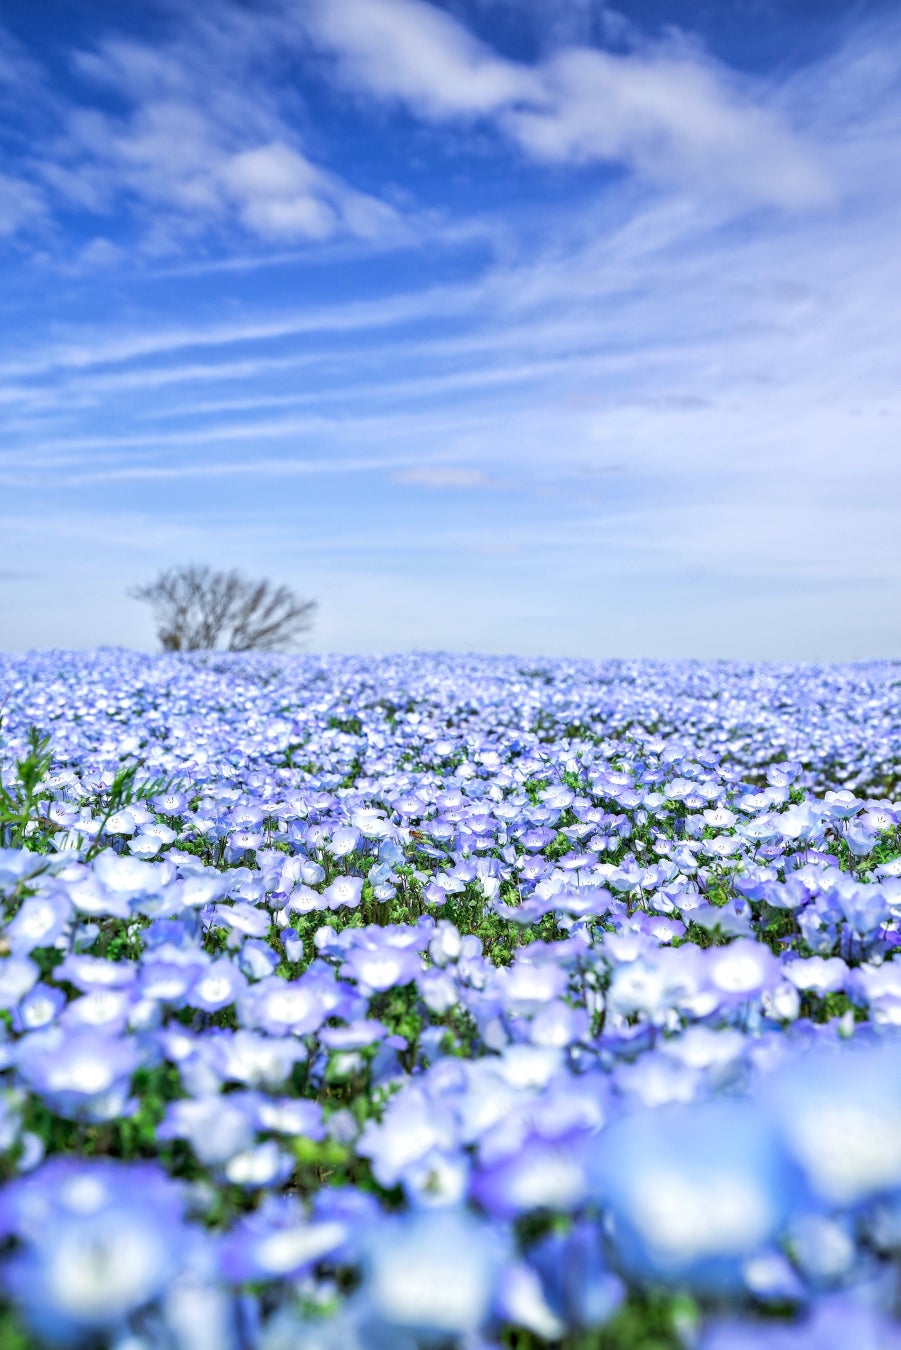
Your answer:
(228, 804), (265, 830)
(757, 876), (810, 910)
(62, 869), (132, 920)
(784, 956), (848, 995)
(341, 942), (422, 993)
(328, 825), (361, 858)
(285, 883), (326, 915)
(208, 1029), (306, 1089)
(824, 790), (863, 820)
(239, 974), (330, 1036)
(219, 1196), (347, 1283)
(360, 1207), (506, 1342)
(848, 962), (901, 1026)
(351, 808), (393, 840)
(764, 1042), (901, 1208)
(212, 900), (270, 938)
(860, 805), (898, 833)
(773, 803), (825, 843)
(319, 1020), (397, 1052)
(643, 915), (686, 944)
(282, 932), (304, 963)
(238, 938), (280, 979)
(527, 1221), (625, 1333)
(60, 987), (135, 1035)
(0, 848), (52, 885)
(740, 815), (781, 845)
(606, 945), (707, 1024)
(152, 791), (188, 815)
(417, 967), (458, 1014)
(309, 1185), (382, 1263)
(614, 1052), (702, 1109)
(590, 1099), (802, 1292)
(494, 1043), (564, 1092)
(129, 832), (165, 858)
(92, 849), (172, 897)
(844, 821), (877, 858)
(796, 906), (839, 956)
(162, 871), (230, 909)
(140, 956), (203, 1004)
(13, 981), (66, 1033)
(494, 1260), (567, 1342)
(787, 1212), (857, 1286)
(0, 955), (39, 1011)
(760, 981), (802, 1023)
(5, 889), (72, 954)
(224, 1140), (293, 1188)
(322, 876), (363, 911)
(829, 880), (888, 940)
(702, 1298), (901, 1350)
(187, 957), (247, 1012)
(226, 829), (265, 860)
(705, 939), (782, 1005)
(159, 1094), (256, 1166)
(104, 809), (136, 836)
(547, 887), (613, 920)
(493, 957), (567, 1016)
(54, 951), (138, 992)
(428, 919), (463, 965)
(660, 1025), (746, 1079)
(0, 1159), (189, 1345)
(254, 1096), (325, 1139)
(528, 999), (589, 1048)
(357, 1087), (455, 1188)
(398, 1146), (470, 1208)
(15, 1027), (140, 1123)
(471, 1129), (591, 1217)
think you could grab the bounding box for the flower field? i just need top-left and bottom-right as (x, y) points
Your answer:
(2, 648), (901, 1349)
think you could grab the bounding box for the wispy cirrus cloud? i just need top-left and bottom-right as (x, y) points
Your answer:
(0, 0), (832, 262)
(0, 171), (47, 238)
(2, 10), (404, 255)
(300, 0), (830, 209)
(392, 465), (504, 488)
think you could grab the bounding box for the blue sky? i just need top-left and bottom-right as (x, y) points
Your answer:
(1, 0), (899, 659)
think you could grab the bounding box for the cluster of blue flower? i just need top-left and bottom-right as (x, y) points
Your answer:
(0, 648), (900, 1348)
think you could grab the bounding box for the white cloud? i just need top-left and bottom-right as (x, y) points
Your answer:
(501, 47), (831, 208)
(303, 0), (534, 116)
(14, 23), (403, 253)
(0, 278), (483, 381)
(0, 0), (832, 262)
(300, 0), (830, 209)
(392, 465), (501, 488)
(222, 141), (400, 241)
(0, 171), (48, 238)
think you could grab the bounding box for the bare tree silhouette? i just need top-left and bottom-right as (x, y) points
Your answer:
(131, 565), (316, 653)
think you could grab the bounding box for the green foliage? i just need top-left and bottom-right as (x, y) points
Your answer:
(21, 1064), (184, 1165)
(0, 716), (183, 859)
(328, 715), (363, 736)
(84, 760), (183, 861)
(0, 1307), (35, 1350)
(0, 726), (54, 850)
(500, 1290), (696, 1349)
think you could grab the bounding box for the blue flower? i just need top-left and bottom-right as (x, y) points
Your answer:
(590, 1099), (803, 1292)
(0, 1159), (189, 1343)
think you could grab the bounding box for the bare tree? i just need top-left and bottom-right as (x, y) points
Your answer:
(131, 565), (316, 653)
